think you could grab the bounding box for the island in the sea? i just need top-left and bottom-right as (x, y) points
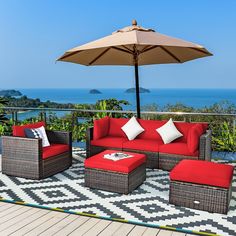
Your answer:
(89, 89), (102, 94)
(125, 87), (150, 93)
(0, 89), (22, 97)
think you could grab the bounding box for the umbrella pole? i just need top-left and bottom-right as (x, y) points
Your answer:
(134, 63), (141, 118)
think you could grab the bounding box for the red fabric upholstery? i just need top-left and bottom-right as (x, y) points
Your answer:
(85, 150), (146, 173)
(159, 142), (198, 156)
(173, 122), (195, 142)
(43, 144), (70, 159)
(123, 139), (163, 152)
(187, 124), (205, 153)
(108, 118), (128, 137)
(198, 123), (208, 132)
(170, 160), (234, 188)
(137, 119), (166, 140)
(91, 136), (128, 148)
(93, 116), (110, 140)
(92, 118), (208, 156)
(13, 121), (46, 137)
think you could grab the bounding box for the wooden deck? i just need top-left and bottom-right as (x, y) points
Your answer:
(0, 202), (197, 236)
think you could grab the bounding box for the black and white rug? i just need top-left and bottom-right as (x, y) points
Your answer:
(0, 149), (236, 236)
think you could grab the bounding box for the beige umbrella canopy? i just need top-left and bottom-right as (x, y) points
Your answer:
(57, 20), (212, 117)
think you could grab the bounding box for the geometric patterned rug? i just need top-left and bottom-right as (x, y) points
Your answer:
(0, 148), (236, 236)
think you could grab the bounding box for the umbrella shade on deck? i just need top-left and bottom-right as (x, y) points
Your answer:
(57, 20), (212, 118)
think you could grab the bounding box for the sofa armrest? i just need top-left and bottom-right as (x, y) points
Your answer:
(199, 130), (212, 161)
(1, 136), (42, 161)
(86, 127), (94, 158)
(46, 130), (72, 146)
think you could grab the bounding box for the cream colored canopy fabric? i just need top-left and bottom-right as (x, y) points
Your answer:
(57, 21), (212, 66)
(57, 20), (212, 118)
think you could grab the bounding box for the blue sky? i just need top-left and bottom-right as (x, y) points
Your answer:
(0, 0), (236, 89)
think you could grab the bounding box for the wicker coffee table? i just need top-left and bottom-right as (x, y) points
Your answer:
(84, 150), (146, 194)
(169, 160), (234, 214)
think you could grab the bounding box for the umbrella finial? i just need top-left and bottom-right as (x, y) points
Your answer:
(132, 19), (137, 26)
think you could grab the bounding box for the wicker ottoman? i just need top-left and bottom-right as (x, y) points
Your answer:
(84, 150), (146, 194)
(169, 160), (234, 214)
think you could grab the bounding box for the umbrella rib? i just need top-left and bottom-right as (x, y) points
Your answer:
(88, 48), (111, 65)
(121, 45), (134, 53)
(160, 46), (182, 63)
(190, 47), (213, 56)
(139, 45), (159, 54)
(111, 46), (133, 54)
(57, 50), (82, 61)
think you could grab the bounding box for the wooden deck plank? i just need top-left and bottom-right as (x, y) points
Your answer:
(0, 204), (23, 219)
(172, 232), (186, 236)
(83, 219), (111, 236)
(68, 217), (101, 236)
(53, 216), (89, 236)
(13, 210), (59, 235)
(0, 201), (8, 207)
(142, 227), (160, 236)
(98, 221), (123, 236)
(0, 205), (30, 230)
(0, 203), (197, 236)
(128, 225), (148, 236)
(157, 229), (174, 236)
(39, 214), (79, 236)
(112, 223), (135, 236)
(0, 207), (44, 235)
(0, 202), (18, 213)
(24, 211), (69, 236)
(10, 209), (51, 236)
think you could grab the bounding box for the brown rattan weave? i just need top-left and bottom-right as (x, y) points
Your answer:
(169, 180), (232, 214)
(2, 130), (72, 179)
(159, 153), (196, 171)
(85, 163), (146, 194)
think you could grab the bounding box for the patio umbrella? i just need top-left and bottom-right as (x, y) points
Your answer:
(57, 20), (212, 118)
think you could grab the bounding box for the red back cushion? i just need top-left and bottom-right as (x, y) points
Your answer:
(108, 118), (128, 137)
(13, 121), (46, 137)
(137, 119), (166, 141)
(199, 122), (208, 132)
(93, 116), (110, 140)
(187, 123), (205, 153)
(173, 122), (195, 142)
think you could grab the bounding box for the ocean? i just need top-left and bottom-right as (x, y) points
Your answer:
(20, 88), (236, 109)
(12, 88), (236, 121)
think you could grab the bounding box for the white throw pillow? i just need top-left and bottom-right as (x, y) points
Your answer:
(156, 118), (183, 144)
(121, 116), (144, 140)
(24, 126), (50, 147)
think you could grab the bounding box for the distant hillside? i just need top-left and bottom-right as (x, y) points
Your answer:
(89, 89), (102, 94)
(125, 87), (150, 93)
(0, 89), (22, 97)
(6, 95), (75, 109)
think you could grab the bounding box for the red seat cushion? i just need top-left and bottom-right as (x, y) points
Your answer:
(123, 139), (163, 152)
(108, 118), (128, 138)
(43, 144), (70, 159)
(93, 116), (110, 140)
(170, 160), (234, 188)
(85, 150), (146, 173)
(137, 119), (166, 141)
(13, 121), (46, 137)
(159, 142), (198, 157)
(91, 136), (128, 148)
(187, 124), (205, 153)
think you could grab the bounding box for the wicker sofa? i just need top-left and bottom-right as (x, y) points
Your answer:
(86, 117), (212, 170)
(2, 121), (72, 179)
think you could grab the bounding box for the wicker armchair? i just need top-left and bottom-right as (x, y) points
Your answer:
(2, 130), (72, 179)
